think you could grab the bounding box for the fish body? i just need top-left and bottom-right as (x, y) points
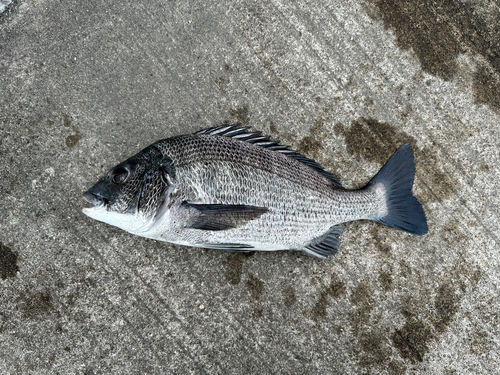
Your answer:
(83, 125), (427, 258)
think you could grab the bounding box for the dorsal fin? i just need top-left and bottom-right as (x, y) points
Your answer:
(195, 124), (343, 188)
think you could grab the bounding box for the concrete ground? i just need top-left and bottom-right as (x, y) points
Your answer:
(1, 0), (499, 373)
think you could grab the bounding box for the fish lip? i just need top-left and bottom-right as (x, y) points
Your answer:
(83, 191), (107, 208)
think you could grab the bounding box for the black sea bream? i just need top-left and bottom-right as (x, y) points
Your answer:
(83, 125), (428, 258)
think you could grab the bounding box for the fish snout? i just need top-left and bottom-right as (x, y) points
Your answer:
(83, 191), (107, 207)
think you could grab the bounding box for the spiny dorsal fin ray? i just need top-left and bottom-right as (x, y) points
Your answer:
(194, 124), (343, 189)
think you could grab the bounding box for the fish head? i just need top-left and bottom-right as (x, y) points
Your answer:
(82, 145), (177, 234)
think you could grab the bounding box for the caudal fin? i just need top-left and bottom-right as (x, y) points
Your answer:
(367, 143), (428, 235)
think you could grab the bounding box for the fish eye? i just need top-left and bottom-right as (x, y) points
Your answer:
(111, 168), (129, 184)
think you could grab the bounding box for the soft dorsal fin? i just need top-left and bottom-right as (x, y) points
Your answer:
(195, 124), (343, 188)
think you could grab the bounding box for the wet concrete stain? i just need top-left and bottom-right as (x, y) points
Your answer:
(334, 118), (415, 165)
(391, 320), (432, 364)
(0, 241), (19, 279)
(0, 311), (9, 334)
(328, 273), (346, 298)
(355, 330), (405, 373)
(304, 290), (329, 322)
(298, 136), (322, 157)
(252, 307), (263, 318)
(19, 291), (54, 319)
(229, 105), (250, 125)
(282, 286), (297, 308)
(347, 281), (411, 372)
(63, 114), (82, 147)
(334, 117), (458, 202)
(298, 105), (332, 160)
(469, 328), (489, 355)
(246, 273), (264, 300)
(386, 254), (482, 366)
(473, 66), (500, 112)
(269, 122), (278, 134)
(379, 271), (393, 291)
(304, 274), (346, 322)
(368, 0), (500, 113)
(370, 227), (392, 257)
(222, 252), (254, 285)
(348, 281), (374, 334)
(343, 270), (475, 369)
(432, 281), (459, 334)
(441, 219), (468, 247)
(480, 163), (489, 172)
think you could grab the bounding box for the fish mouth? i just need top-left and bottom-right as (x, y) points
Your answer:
(83, 191), (108, 208)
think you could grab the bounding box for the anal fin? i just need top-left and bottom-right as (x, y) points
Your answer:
(302, 225), (344, 259)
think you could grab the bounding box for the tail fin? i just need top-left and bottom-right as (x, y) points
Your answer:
(367, 143), (428, 235)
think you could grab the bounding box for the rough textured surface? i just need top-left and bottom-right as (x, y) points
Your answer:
(1, 0), (499, 373)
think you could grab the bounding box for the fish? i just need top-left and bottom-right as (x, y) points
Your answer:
(82, 125), (428, 259)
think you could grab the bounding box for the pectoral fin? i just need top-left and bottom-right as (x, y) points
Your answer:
(182, 202), (268, 231)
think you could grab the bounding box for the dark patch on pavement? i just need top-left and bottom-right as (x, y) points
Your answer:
(222, 252), (254, 285)
(469, 328), (489, 355)
(370, 227), (392, 256)
(356, 330), (393, 370)
(334, 118), (415, 165)
(298, 105), (332, 159)
(298, 136), (322, 157)
(304, 290), (329, 322)
(63, 113), (71, 128)
(368, 0), (500, 113)
(386, 361), (407, 375)
(246, 273), (264, 300)
(230, 105), (250, 124)
(328, 273), (346, 298)
(432, 281), (459, 334)
(19, 291), (54, 318)
(480, 163), (489, 172)
(379, 271), (393, 291)
(348, 282), (408, 373)
(473, 66), (500, 112)
(63, 114), (82, 147)
(441, 219), (468, 246)
(348, 281), (374, 334)
(334, 117), (458, 202)
(0, 311), (9, 334)
(384, 253), (482, 365)
(269, 122), (278, 134)
(368, 0), (461, 80)
(252, 307), (263, 318)
(0, 241), (19, 279)
(282, 286), (297, 308)
(304, 273), (346, 322)
(391, 320), (432, 364)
